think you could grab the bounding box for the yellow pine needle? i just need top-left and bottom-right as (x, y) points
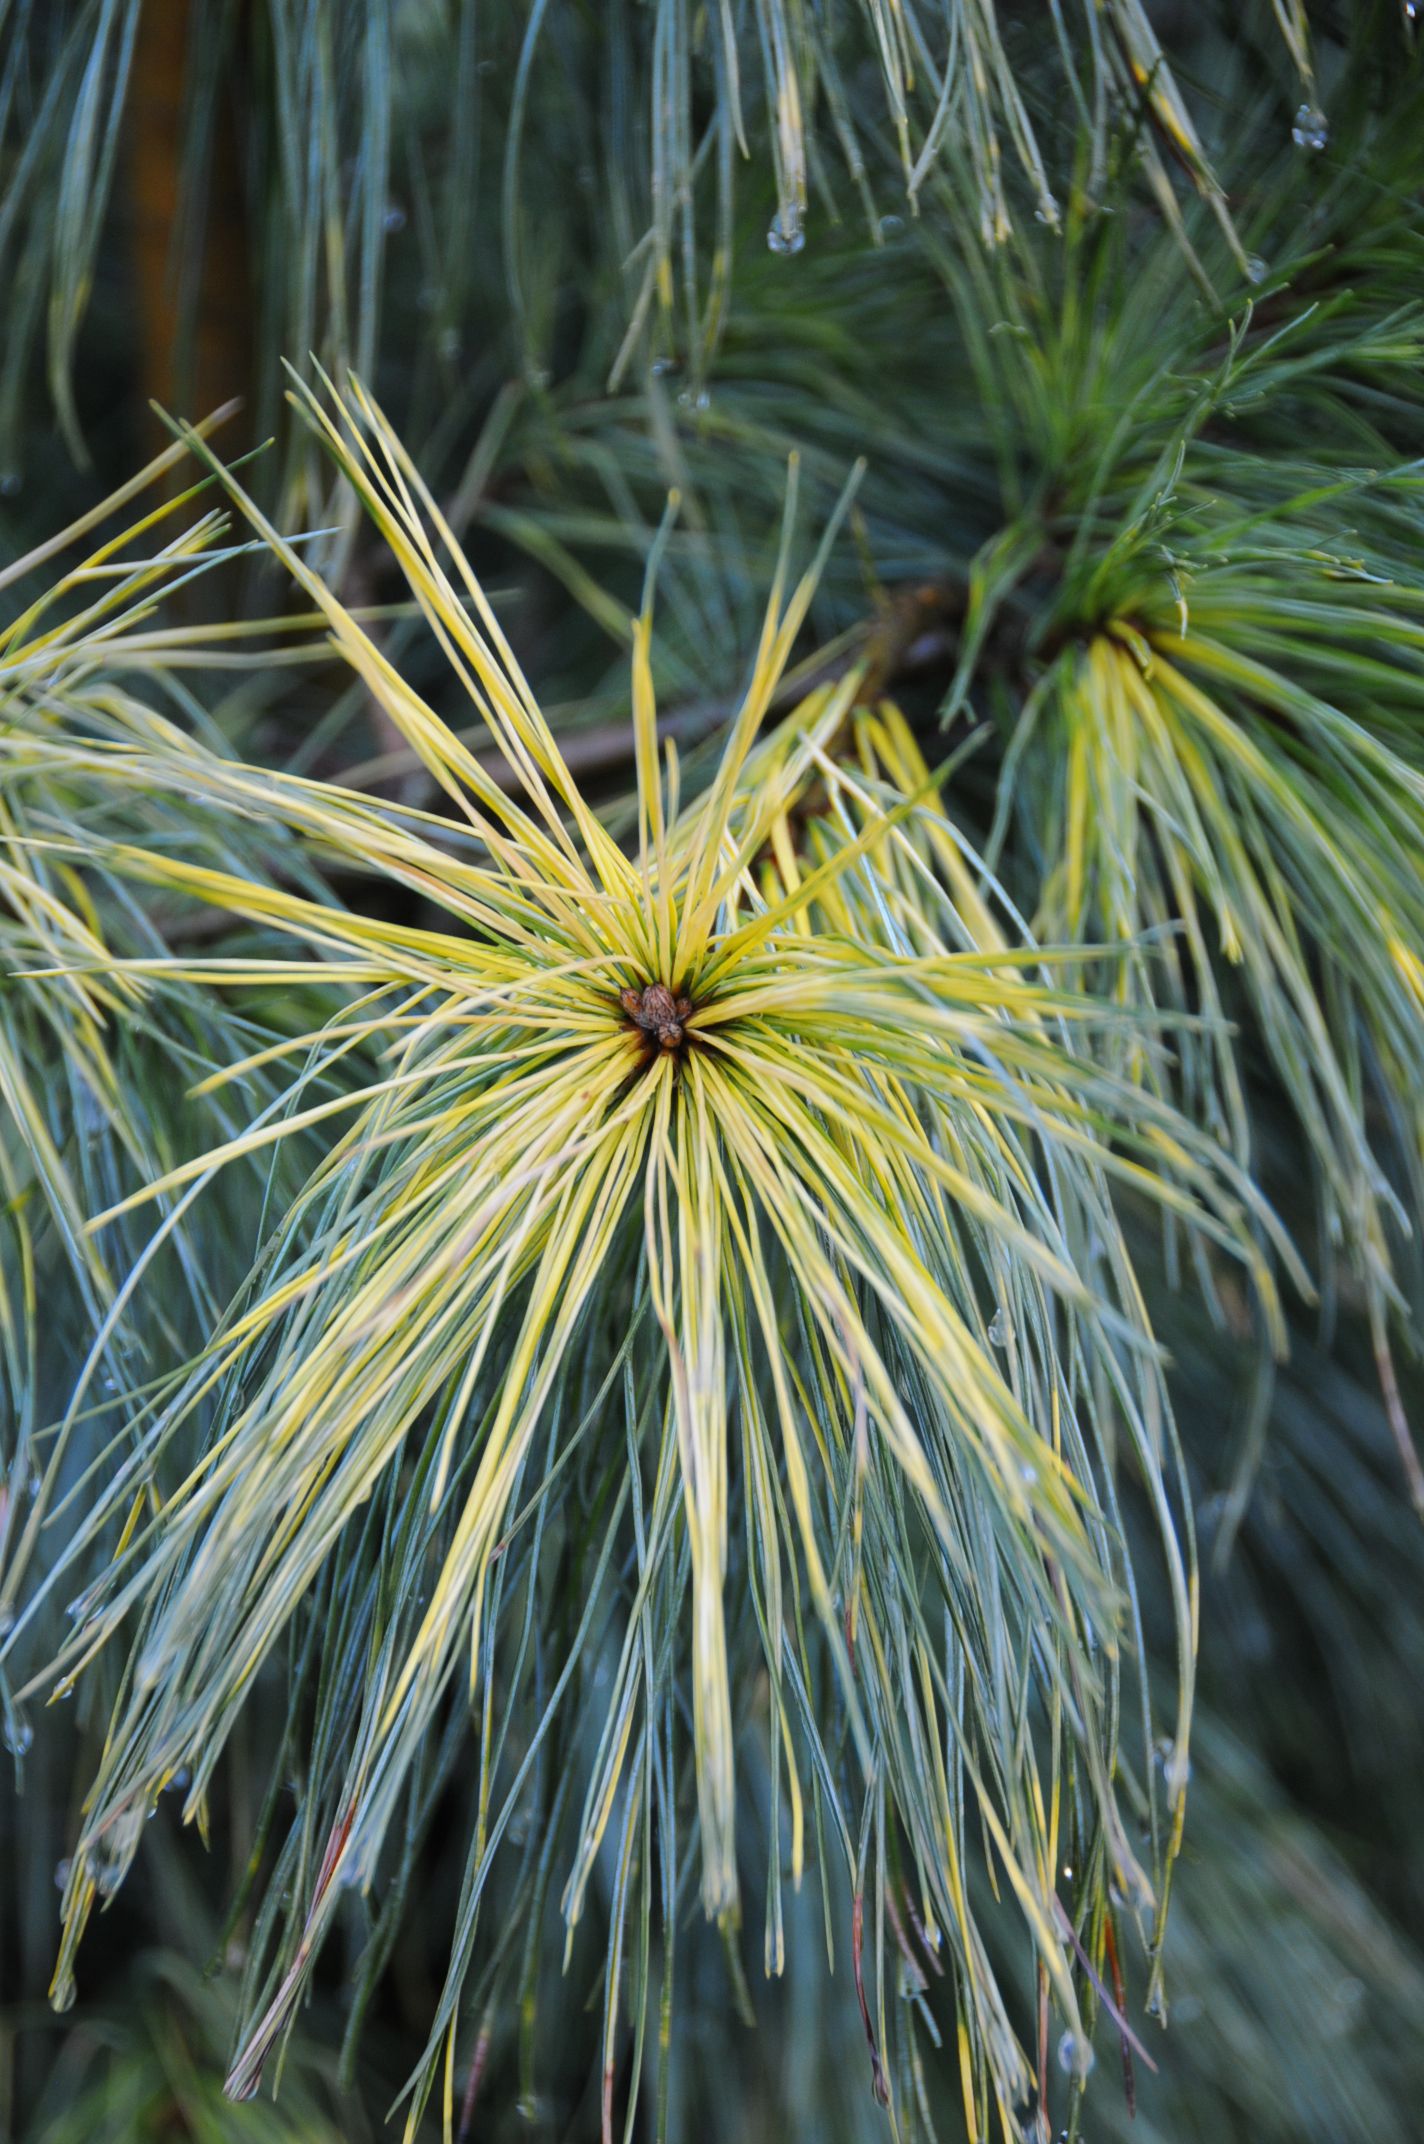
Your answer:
(26, 381), (1276, 2131)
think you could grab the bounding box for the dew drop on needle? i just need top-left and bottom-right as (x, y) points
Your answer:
(1292, 103), (1329, 150)
(767, 211), (805, 256)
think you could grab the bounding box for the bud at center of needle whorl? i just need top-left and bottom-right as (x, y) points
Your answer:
(620, 981), (694, 1051)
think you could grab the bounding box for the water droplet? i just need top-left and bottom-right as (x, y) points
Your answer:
(1292, 103), (1329, 150)
(1154, 1733), (1193, 1788)
(650, 355), (677, 377)
(26, 1469), (41, 1501)
(677, 387), (711, 414)
(381, 202), (407, 234)
(92, 1807), (145, 1896)
(767, 210), (805, 256)
(0, 471), (20, 498)
(4, 1712), (33, 1756)
(1246, 254), (1269, 285)
(988, 1307), (1009, 1346)
(1198, 1491), (1227, 1536)
(1034, 196), (1061, 227)
(166, 1766), (191, 1793)
(54, 1858), (71, 1890)
(878, 213), (905, 242)
(1057, 2029), (1095, 2076)
(1061, 1862), (1074, 1880)
(1329, 1974), (1365, 2029)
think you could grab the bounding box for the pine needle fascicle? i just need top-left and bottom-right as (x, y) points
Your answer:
(0, 1), (1327, 474)
(934, 199), (1424, 1504)
(0, 423), (345, 1665)
(13, 381), (1282, 2136)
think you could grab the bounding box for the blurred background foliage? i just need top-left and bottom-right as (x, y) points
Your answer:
(3, 1), (1424, 2139)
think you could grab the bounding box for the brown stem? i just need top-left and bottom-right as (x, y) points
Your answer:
(127, 0), (252, 452)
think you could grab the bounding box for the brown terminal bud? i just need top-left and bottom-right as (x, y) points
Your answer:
(620, 981), (695, 1051)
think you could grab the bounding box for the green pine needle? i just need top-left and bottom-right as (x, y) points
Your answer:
(7, 380), (1279, 2137)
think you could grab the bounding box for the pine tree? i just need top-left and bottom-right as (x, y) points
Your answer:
(2, 7), (1423, 2141)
